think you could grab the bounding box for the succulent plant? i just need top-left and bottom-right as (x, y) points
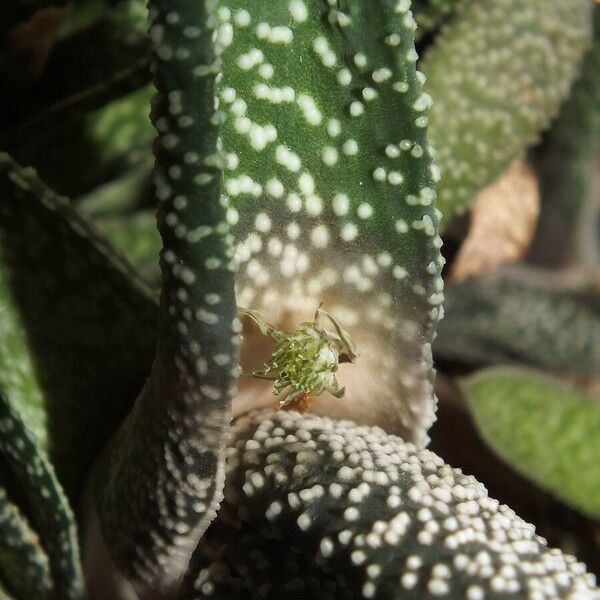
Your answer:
(0, 0), (599, 599)
(422, 0), (592, 219)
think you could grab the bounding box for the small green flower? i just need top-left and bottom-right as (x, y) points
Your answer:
(240, 307), (358, 409)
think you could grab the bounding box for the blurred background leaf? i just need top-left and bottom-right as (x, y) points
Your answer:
(528, 9), (600, 269)
(461, 368), (600, 520)
(435, 269), (600, 376)
(423, 0), (592, 220)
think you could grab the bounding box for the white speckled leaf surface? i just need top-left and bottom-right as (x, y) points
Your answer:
(424, 0), (592, 218)
(215, 0), (444, 444)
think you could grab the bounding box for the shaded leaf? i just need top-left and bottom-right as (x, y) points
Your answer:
(450, 160), (539, 281)
(5, 6), (68, 77)
(529, 7), (600, 268)
(95, 210), (161, 287)
(74, 160), (153, 218)
(58, 0), (149, 42)
(0, 487), (52, 600)
(0, 580), (16, 600)
(423, 0), (592, 219)
(83, 84), (154, 167)
(0, 2), (65, 42)
(0, 261), (47, 450)
(434, 270), (600, 375)
(0, 393), (83, 599)
(461, 367), (600, 520)
(1, 3), (150, 146)
(0, 153), (157, 495)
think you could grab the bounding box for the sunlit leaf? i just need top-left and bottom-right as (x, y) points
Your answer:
(423, 0), (592, 219)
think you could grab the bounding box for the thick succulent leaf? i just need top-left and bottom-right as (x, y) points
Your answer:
(218, 0), (443, 444)
(0, 152), (157, 495)
(461, 367), (600, 521)
(0, 486), (53, 600)
(179, 410), (600, 599)
(423, 0), (593, 219)
(434, 271), (600, 375)
(0, 392), (83, 599)
(0, 262), (47, 450)
(91, 0), (240, 590)
(529, 7), (600, 267)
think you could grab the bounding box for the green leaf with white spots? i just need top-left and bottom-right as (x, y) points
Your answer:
(434, 271), (600, 376)
(423, 0), (593, 219)
(92, 0), (242, 589)
(0, 152), (158, 495)
(216, 0), (443, 444)
(181, 409), (600, 599)
(0, 487), (53, 600)
(0, 392), (83, 599)
(0, 262), (47, 451)
(461, 367), (600, 520)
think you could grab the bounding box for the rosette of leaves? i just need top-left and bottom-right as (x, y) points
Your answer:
(0, 0), (598, 599)
(1, 0), (445, 595)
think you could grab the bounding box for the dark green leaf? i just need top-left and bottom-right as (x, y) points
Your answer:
(0, 153), (157, 495)
(434, 271), (600, 376)
(529, 7), (600, 267)
(0, 486), (52, 600)
(0, 393), (84, 599)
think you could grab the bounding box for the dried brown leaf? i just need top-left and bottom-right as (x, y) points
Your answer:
(450, 160), (540, 282)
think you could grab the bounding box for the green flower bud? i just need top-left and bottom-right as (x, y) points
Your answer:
(240, 307), (357, 408)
